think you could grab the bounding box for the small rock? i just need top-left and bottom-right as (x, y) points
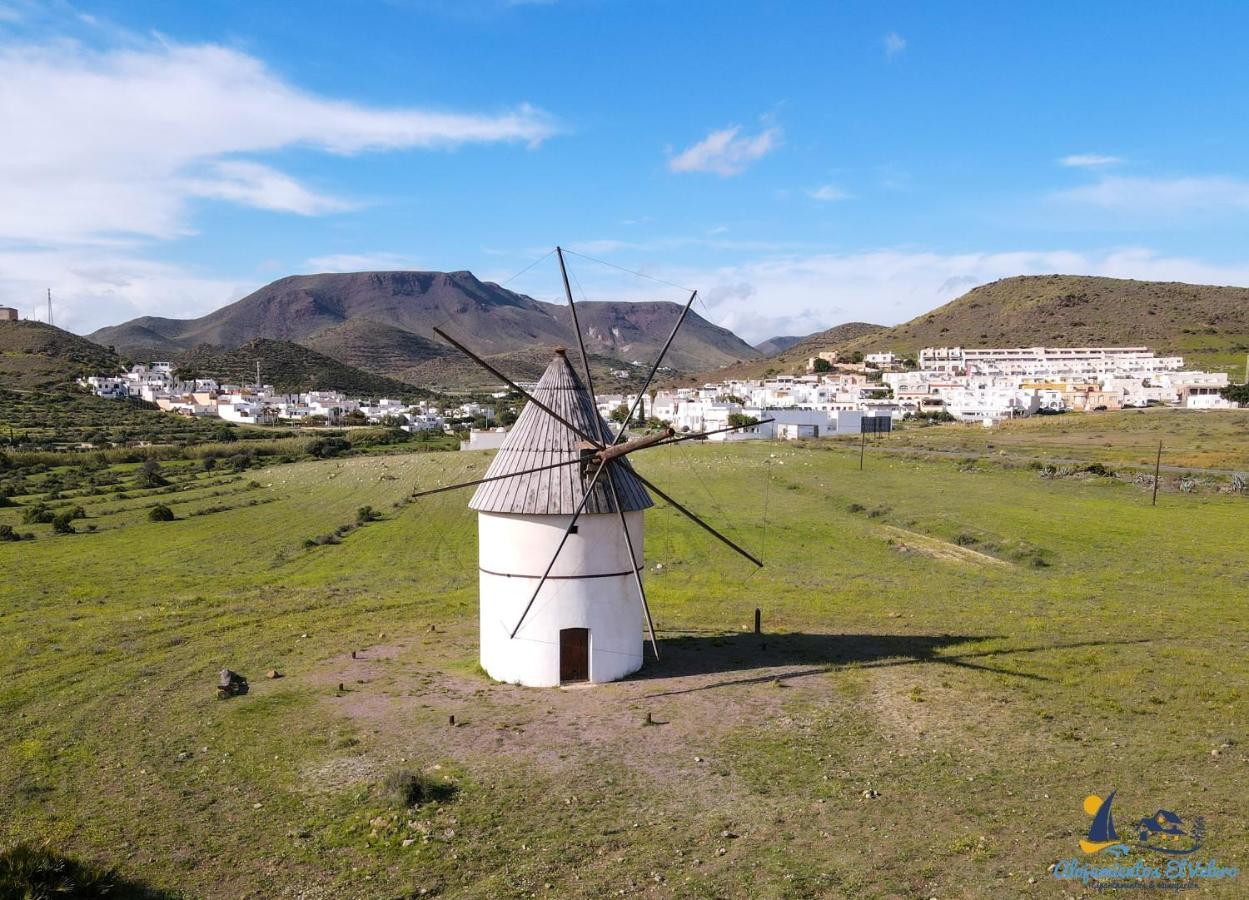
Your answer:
(715, 847), (726, 856)
(721, 830), (738, 839)
(401, 838), (415, 848)
(1028, 877), (1036, 884)
(862, 789), (879, 799)
(176, 751), (191, 761)
(265, 669), (282, 679)
(694, 756), (703, 763)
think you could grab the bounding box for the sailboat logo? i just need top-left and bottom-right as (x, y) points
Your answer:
(1080, 791), (1128, 854)
(1080, 791), (1204, 856)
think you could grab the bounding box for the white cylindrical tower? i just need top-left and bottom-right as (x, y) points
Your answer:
(469, 350), (653, 687)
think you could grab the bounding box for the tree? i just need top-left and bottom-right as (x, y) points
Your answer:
(135, 459), (167, 488)
(811, 358), (832, 373)
(1220, 383), (1249, 406)
(609, 404), (631, 424)
(849, 351), (865, 364)
(728, 413), (760, 428)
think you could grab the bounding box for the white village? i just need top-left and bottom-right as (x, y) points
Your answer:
(80, 343), (1240, 450)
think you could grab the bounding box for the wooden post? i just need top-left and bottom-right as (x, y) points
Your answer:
(754, 608), (761, 635)
(859, 426), (866, 470)
(1152, 440), (1162, 506)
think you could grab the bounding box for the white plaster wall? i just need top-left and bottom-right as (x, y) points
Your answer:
(478, 510), (644, 687)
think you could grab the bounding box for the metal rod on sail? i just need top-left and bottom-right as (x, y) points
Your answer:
(631, 471), (763, 568)
(557, 247), (610, 444)
(606, 462), (659, 660)
(614, 289), (698, 445)
(652, 418), (775, 448)
(509, 458), (610, 639)
(410, 457), (585, 499)
(433, 327), (603, 447)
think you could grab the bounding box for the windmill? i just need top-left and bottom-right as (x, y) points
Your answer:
(414, 248), (767, 686)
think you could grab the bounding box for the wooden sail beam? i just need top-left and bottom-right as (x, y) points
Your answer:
(432, 326), (604, 448)
(606, 463), (660, 661)
(630, 471), (764, 568)
(557, 247), (611, 444)
(612, 289), (698, 445)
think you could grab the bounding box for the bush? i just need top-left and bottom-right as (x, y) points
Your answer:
(201, 456), (217, 472)
(21, 504), (54, 525)
(380, 770), (457, 809)
(51, 514), (75, 534)
(148, 504), (176, 522)
(0, 524), (21, 542)
(0, 842), (153, 899)
(356, 505), (379, 524)
(308, 437), (349, 459)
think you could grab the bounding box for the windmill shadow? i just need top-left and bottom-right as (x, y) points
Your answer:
(633, 632), (1153, 697)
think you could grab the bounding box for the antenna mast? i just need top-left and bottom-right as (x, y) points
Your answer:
(47, 289), (52, 327)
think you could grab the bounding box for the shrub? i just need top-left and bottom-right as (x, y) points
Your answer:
(0, 524), (20, 542)
(0, 842), (131, 899)
(148, 504), (176, 522)
(21, 505), (54, 525)
(356, 505), (379, 524)
(380, 770), (457, 809)
(201, 457), (217, 471)
(51, 514), (75, 534)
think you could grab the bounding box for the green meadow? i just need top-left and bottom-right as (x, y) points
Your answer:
(2, 426), (1247, 897)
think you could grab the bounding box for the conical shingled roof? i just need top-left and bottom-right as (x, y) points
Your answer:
(469, 350), (654, 515)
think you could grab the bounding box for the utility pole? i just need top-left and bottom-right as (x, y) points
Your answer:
(859, 423), (866, 470)
(46, 288), (52, 327)
(1243, 352), (1248, 385)
(1151, 440), (1162, 507)
(255, 360), (261, 392)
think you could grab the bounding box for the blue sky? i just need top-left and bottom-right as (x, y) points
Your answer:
(3, 0), (1249, 341)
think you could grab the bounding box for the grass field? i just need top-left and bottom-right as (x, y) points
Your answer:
(865, 408), (1249, 474)
(2, 426), (1248, 897)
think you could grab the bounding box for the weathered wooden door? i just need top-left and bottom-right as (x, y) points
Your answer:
(559, 628), (589, 683)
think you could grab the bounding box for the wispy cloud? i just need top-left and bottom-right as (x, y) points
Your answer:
(883, 32), (906, 58)
(305, 252), (425, 272)
(1059, 153), (1123, 168)
(1054, 175), (1249, 216)
(0, 39), (555, 245)
(187, 161), (354, 216)
(808, 184), (850, 202)
(667, 124), (780, 176)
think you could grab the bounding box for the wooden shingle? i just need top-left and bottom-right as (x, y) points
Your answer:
(468, 351), (653, 515)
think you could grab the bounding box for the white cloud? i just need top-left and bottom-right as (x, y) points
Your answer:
(1059, 153), (1123, 168)
(883, 32), (906, 58)
(0, 246), (250, 334)
(187, 161), (354, 216)
(808, 184), (850, 202)
(667, 125), (780, 176)
(0, 39), (555, 244)
(649, 247), (1249, 343)
(305, 252), (426, 272)
(1053, 175), (1249, 217)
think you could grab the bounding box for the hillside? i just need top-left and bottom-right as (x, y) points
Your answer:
(89, 270), (762, 377)
(754, 334), (807, 355)
(173, 339), (434, 398)
(838, 275), (1249, 375)
(302, 319), (454, 377)
(0, 320), (126, 391)
(670, 321), (885, 386)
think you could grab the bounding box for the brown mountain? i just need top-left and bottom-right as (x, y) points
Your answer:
(0, 320), (126, 391)
(753, 334), (807, 355)
(670, 321), (885, 385)
(89, 271), (761, 378)
(836, 275), (1249, 376)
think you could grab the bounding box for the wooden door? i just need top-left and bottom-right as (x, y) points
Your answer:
(559, 628), (589, 683)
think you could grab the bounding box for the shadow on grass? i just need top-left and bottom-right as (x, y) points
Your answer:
(0, 842), (177, 899)
(634, 632), (1152, 697)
